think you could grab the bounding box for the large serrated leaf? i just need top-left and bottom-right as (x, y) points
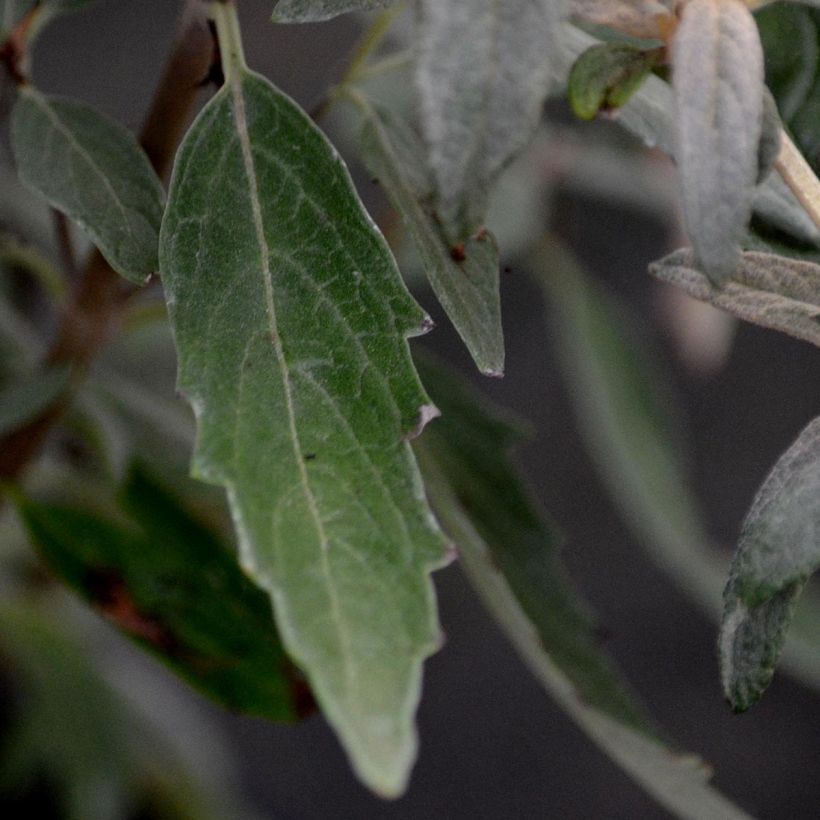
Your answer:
(272, 0), (396, 22)
(649, 248), (820, 347)
(15, 464), (307, 723)
(357, 98), (504, 376)
(673, 0), (765, 283)
(414, 354), (751, 820)
(415, 0), (567, 243)
(720, 417), (820, 711)
(159, 18), (446, 795)
(11, 88), (164, 284)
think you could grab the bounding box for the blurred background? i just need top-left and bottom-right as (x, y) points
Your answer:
(2, 1), (820, 817)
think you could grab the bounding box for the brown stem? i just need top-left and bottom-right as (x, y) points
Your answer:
(0, 5), (217, 482)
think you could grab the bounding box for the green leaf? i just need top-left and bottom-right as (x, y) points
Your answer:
(649, 248), (820, 348)
(569, 0), (674, 44)
(16, 464), (307, 722)
(414, 355), (751, 820)
(757, 88), (782, 183)
(720, 417), (820, 711)
(0, 0), (32, 38)
(160, 9), (446, 797)
(11, 88), (164, 284)
(272, 0), (396, 22)
(356, 97), (504, 375)
(568, 43), (659, 121)
(0, 365), (70, 436)
(673, 0), (765, 283)
(415, 0), (567, 242)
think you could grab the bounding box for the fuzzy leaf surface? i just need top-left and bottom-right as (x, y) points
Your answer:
(720, 417), (820, 710)
(673, 0), (764, 283)
(11, 89), (164, 284)
(159, 65), (446, 797)
(415, 0), (567, 242)
(358, 99), (504, 375)
(272, 0), (395, 21)
(415, 355), (751, 820)
(649, 249), (820, 347)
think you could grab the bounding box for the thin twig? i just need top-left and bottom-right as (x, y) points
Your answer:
(775, 130), (820, 234)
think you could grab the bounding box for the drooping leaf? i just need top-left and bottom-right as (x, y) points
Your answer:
(15, 464), (309, 722)
(11, 88), (164, 284)
(649, 248), (820, 348)
(357, 97), (504, 375)
(673, 0), (765, 283)
(415, 0), (567, 243)
(720, 417), (820, 711)
(0, 365), (70, 436)
(272, 0), (396, 22)
(160, 9), (446, 797)
(568, 42), (660, 120)
(414, 354), (751, 820)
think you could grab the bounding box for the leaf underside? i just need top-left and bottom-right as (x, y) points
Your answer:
(160, 66), (446, 797)
(271, 0), (395, 22)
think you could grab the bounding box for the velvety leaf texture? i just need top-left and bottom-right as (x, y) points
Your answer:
(358, 99), (504, 376)
(272, 0), (395, 22)
(11, 88), (164, 284)
(415, 355), (751, 820)
(649, 249), (820, 348)
(673, 0), (764, 283)
(16, 465), (306, 723)
(720, 417), (820, 711)
(415, 0), (567, 242)
(159, 22), (446, 796)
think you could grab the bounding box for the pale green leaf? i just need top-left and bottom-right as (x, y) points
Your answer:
(160, 17), (446, 796)
(0, 0), (32, 38)
(415, 0), (567, 242)
(272, 0), (396, 22)
(721, 417), (820, 710)
(357, 97), (504, 375)
(415, 355), (751, 820)
(649, 248), (820, 347)
(673, 0), (764, 283)
(11, 88), (164, 284)
(0, 365), (70, 436)
(570, 0), (674, 43)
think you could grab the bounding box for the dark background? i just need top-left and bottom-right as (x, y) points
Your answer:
(22, 1), (820, 817)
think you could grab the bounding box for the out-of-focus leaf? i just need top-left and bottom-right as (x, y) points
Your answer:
(757, 88), (782, 183)
(0, 0), (32, 39)
(11, 89), (164, 284)
(570, 0), (674, 43)
(414, 355), (751, 820)
(415, 0), (567, 242)
(649, 248), (820, 348)
(160, 7), (446, 797)
(673, 0), (764, 283)
(568, 42), (660, 120)
(357, 97), (504, 375)
(16, 464), (309, 722)
(0, 365), (69, 436)
(271, 0), (395, 22)
(720, 417), (820, 711)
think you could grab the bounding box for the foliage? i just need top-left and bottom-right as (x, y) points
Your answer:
(1, 0), (820, 815)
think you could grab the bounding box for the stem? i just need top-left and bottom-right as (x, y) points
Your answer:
(775, 130), (820, 234)
(52, 211), (78, 281)
(0, 3), (217, 482)
(209, 0), (246, 83)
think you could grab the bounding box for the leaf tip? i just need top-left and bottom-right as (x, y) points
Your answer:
(404, 403), (440, 441)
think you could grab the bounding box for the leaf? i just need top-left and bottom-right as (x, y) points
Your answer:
(414, 354), (752, 820)
(415, 0), (567, 242)
(720, 417), (820, 711)
(568, 42), (660, 120)
(160, 12), (446, 797)
(673, 0), (765, 283)
(0, 365), (70, 436)
(570, 0), (675, 44)
(0, 0), (33, 38)
(357, 97), (504, 376)
(11, 88), (164, 284)
(649, 248), (820, 348)
(757, 88), (782, 183)
(272, 0), (396, 22)
(15, 464), (308, 722)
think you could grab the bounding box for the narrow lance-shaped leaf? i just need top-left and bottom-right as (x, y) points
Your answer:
(357, 96), (504, 376)
(720, 417), (820, 711)
(414, 354), (751, 820)
(649, 248), (820, 348)
(272, 0), (396, 22)
(11, 88), (164, 284)
(15, 464), (309, 723)
(160, 6), (446, 797)
(672, 0), (764, 283)
(415, 0), (567, 243)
